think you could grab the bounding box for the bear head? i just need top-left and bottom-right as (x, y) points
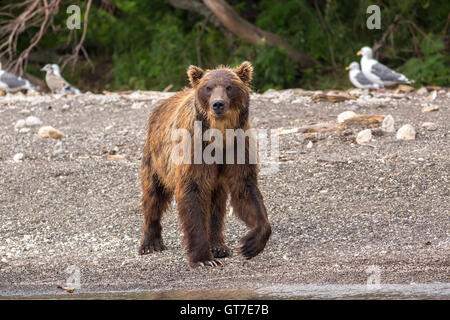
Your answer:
(187, 62), (253, 128)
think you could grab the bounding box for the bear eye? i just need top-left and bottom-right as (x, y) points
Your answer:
(206, 86), (212, 92)
(226, 86), (232, 91)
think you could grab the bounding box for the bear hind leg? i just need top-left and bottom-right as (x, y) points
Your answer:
(139, 171), (172, 255)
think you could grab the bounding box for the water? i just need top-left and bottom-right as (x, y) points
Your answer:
(2, 283), (449, 300)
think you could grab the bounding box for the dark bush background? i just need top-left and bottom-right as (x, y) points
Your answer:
(5, 0), (450, 92)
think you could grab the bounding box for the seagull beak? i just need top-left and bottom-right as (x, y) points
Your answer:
(345, 66), (350, 71)
(357, 51), (362, 56)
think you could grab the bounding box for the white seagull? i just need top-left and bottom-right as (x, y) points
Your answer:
(346, 62), (380, 89)
(41, 64), (80, 94)
(0, 62), (35, 92)
(357, 46), (414, 87)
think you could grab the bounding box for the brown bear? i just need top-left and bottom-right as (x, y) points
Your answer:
(139, 61), (271, 267)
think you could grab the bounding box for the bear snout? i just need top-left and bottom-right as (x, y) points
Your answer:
(211, 100), (227, 116)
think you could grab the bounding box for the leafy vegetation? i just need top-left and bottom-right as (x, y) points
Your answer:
(4, 0), (450, 91)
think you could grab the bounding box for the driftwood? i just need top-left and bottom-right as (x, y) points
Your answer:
(56, 282), (75, 293)
(276, 115), (387, 136)
(342, 115), (386, 128)
(307, 93), (358, 103)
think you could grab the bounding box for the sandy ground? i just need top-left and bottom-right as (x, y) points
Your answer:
(0, 88), (449, 297)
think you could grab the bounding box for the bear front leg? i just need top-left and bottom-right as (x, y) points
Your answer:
(209, 185), (231, 258)
(176, 180), (223, 267)
(230, 179), (271, 259)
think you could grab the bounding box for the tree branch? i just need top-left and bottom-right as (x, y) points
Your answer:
(201, 0), (316, 68)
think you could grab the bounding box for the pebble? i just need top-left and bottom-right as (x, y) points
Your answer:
(25, 116), (42, 127)
(396, 124), (416, 140)
(381, 114), (395, 133)
(19, 128), (31, 133)
(38, 126), (64, 139)
(61, 104), (71, 111)
(337, 111), (356, 123)
(13, 153), (24, 162)
(14, 119), (26, 130)
(19, 109), (31, 115)
(422, 105), (439, 112)
(422, 122), (437, 131)
(356, 129), (372, 145)
(306, 141), (313, 149)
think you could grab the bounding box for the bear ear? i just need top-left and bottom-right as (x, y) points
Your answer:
(187, 65), (204, 87)
(234, 61), (253, 85)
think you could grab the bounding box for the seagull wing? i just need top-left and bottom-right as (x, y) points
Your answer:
(371, 62), (405, 82)
(0, 72), (27, 88)
(355, 71), (376, 86)
(46, 74), (70, 92)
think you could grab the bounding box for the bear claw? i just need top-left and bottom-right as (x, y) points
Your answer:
(211, 244), (231, 258)
(191, 259), (223, 268)
(139, 235), (166, 255)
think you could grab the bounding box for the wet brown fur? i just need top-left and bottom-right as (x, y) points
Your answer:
(139, 62), (271, 267)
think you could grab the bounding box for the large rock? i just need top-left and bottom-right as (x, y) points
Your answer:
(38, 126), (64, 139)
(396, 124), (416, 140)
(25, 116), (42, 127)
(337, 111), (357, 123)
(356, 129), (372, 145)
(381, 114), (395, 133)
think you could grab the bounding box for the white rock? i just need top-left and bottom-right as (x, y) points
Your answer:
(416, 87), (428, 95)
(337, 111), (357, 123)
(381, 114), (395, 133)
(61, 104), (71, 111)
(429, 90), (437, 101)
(422, 122), (437, 131)
(356, 129), (372, 145)
(14, 119), (26, 130)
(25, 116), (42, 127)
(13, 153), (24, 162)
(19, 128), (31, 133)
(396, 124), (416, 140)
(38, 126), (64, 139)
(306, 141), (313, 149)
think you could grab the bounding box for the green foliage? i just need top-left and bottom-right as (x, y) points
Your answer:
(9, 0), (449, 91)
(399, 35), (449, 86)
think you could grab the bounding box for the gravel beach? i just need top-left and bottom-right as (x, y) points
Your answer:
(0, 88), (449, 297)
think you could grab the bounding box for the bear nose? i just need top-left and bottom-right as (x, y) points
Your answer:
(212, 100), (225, 112)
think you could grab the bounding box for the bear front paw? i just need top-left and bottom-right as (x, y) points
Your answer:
(237, 227), (271, 259)
(211, 244), (231, 258)
(139, 234), (166, 255)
